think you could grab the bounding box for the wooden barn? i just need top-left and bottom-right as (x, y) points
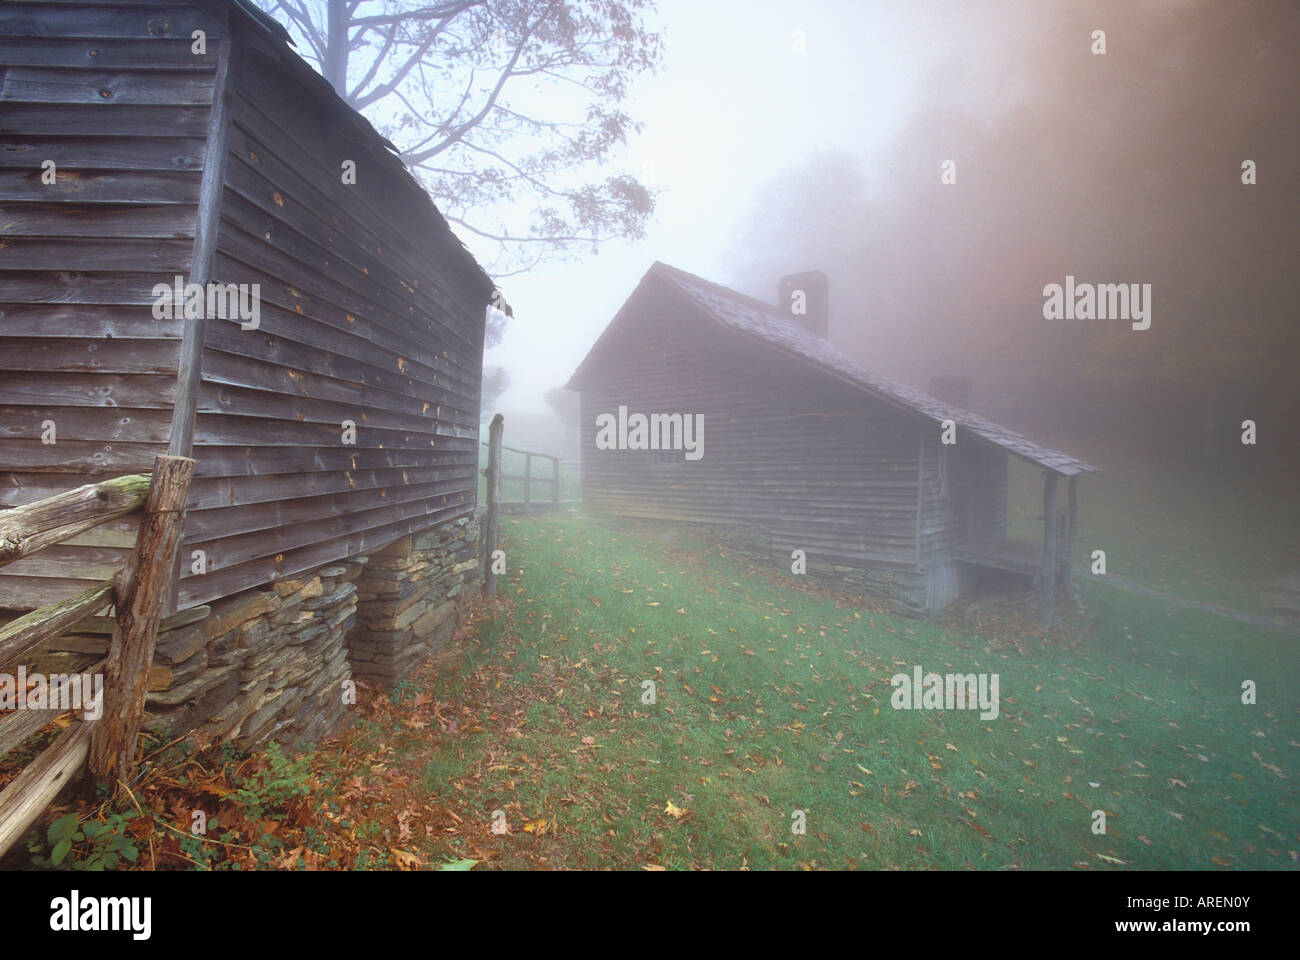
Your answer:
(567, 262), (1098, 621)
(0, 0), (494, 616)
(0, 0), (496, 747)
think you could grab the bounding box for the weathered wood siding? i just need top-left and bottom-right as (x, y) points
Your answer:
(0, 0), (220, 608)
(577, 279), (922, 569)
(917, 430), (1009, 570)
(174, 19), (490, 608)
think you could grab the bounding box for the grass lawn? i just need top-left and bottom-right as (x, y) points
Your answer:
(356, 511), (1296, 870)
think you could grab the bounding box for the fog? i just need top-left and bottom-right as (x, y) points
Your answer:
(484, 0), (1298, 479)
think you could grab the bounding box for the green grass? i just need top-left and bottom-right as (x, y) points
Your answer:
(407, 512), (1298, 870)
(1007, 454), (1298, 612)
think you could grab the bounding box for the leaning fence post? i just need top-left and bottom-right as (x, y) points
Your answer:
(89, 454), (195, 789)
(483, 414), (503, 599)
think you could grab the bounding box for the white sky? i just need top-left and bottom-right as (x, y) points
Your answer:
(463, 0), (1022, 410)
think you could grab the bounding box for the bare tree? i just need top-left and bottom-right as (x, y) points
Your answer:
(259, 0), (661, 277)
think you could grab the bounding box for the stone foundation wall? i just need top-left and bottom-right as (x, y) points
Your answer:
(136, 514), (478, 751)
(144, 560), (363, 750)
(350, 516), (479, 684)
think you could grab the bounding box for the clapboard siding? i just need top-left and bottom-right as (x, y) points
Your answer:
(0, 0), (221, 608)
(0, 0), (493, 613)
(577, 287), (922, 568)
(173, 14), (490, 608)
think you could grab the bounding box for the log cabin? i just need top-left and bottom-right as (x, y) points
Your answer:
(0, 0), (494, 744)
(567, 262), (1098, 622)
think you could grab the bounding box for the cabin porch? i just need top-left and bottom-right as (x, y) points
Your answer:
(953, 470), (1081, 624)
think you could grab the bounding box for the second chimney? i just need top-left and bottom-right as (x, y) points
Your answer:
(778, 270), (829, 338)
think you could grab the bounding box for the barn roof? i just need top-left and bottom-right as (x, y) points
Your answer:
(571, 261), (1098, 477)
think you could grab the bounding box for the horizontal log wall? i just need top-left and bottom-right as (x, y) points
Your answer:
(0, 0), (219, 609)
(578, 280), (922, 570)
(917, 434), (1009, 571)
(174, 21), (491, 608)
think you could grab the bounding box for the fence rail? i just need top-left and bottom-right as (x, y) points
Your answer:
(481, 438), (563, 510)
(0, 455), (193, 858)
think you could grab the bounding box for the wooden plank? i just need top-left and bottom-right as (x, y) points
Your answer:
(0, 5), (221, 41)
(175, 502), (474, 608)
(182, 462), (474, 512)
(0, 103), (210, 138)
(90, 455), (193, 786)
(0, 373), (177, 409)
(0, 38), (216, 70)
(0, 720), (95, 859)
(0, 68), (213, 106)
(0, 237), (193, 271)
(0, 168), (201, 203)
(0, 304), (184, 339)
(0, 707), (65, 762)
(0, 406), (173, 444)
(0, 473), (148, 568)
(181, 476), (472, 544)
(190, 442), (472, 480)
(181, 488), (470, 574)
(0, 202), (198, 238)
(0, 137), (204, 172)
(195, 379), (465, 436)
(0, 439), (165, 475)
(0, 579), (114, 674)
(0, 339), (180, 374)
(0, 272), (195, 308)
(0, 544), (128, 580)
(0, 575), (105, 610)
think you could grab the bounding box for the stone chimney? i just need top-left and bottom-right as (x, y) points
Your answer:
(777, 270), (829, 338)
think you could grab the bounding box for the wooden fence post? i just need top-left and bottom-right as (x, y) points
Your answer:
(552, 456), (560, 506)
(482, 414), (503, 599)
(523, 452), (532, 514)
(89, 455), (194, 788)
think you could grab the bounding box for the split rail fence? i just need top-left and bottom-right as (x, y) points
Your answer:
(0, 455), (193, 858)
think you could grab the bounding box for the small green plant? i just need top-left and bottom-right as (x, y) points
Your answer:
(31, 813), (140, 871)
(230, 740), (312, 821)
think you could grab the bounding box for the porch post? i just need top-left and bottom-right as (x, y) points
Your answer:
(1061, 476), (1079, 605)
(1037, 471), (1059, 625)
